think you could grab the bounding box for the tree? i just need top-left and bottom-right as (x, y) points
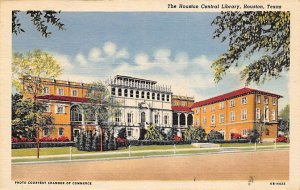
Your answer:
(184, 126), (206, 141)
(12, 49), (62, 158)
(12, 11), (65, 37)
(79, 81), (120, 151)
(207, 130), (223, 141)
(12, 93), (53, 141)
(211, 12), (290, 85)
(279, 104), (289, 134)
(144, 124), (164, 140)
(254, 115), (272, 143)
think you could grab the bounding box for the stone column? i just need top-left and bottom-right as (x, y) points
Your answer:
(177, 113), (180, 128)
(185, 113), (188, 128)
(81, 109), (86, 130)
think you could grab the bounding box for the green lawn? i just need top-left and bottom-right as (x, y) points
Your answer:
(11, 143), (289, 159)
(12, 144), (195, 157)
(219, 142), (288, 147)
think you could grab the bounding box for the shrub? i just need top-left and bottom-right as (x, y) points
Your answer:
(207, 130), (223, 141)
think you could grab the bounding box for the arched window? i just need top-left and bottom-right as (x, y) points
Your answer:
(152, 93), (155, 100)
(124, 89), (128, 97)
(147, 92), (150, 99)
(141, 112), (146, 123)
(118, 88), (122, 96)
(71, 105), (82, 123)
(130, 90), (134, 97)
(112, 88), (116, 95)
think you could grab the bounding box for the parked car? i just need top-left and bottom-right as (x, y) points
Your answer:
(276, 136), (287, 142)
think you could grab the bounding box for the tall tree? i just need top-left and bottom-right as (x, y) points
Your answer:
(79, 81), (120, 151)
(12, 10), (65, 37)
(12, 49), (63, 158)
(12, 93), (53, 141)
(211, 11), (290, 85)
(279, 104), (289, 134)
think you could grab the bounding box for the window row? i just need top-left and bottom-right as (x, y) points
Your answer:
(43, 127), (64, 136)
(114, 112), (170, 125)
(112, 88), (170, 101)
(44, 104), (66, 114)
(42, 86), (79, 97)
(256, 95), (277, 105)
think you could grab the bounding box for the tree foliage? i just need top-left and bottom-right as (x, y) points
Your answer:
(184, 126), (206, 141)
(12, 93), (53, 140)
(12, 49), (63, 94)
(207, 130), (223, 141)
(211, 11), (290, 85)
(12, 10), (65, 37)
(279, 104), (289, 133)
(144, 124), (164, 140)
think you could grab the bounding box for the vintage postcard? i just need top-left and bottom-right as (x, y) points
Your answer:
(1, 0), (300, 189)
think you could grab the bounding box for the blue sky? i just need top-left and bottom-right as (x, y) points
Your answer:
(12, 12), (289, 109)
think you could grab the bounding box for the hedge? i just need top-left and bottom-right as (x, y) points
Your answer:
(12, 142), (75, 149)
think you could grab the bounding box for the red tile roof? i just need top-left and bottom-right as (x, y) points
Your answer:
(37, 95), (88, 103)
(190, 87), (282, 108)
(172, 106), (192, 112)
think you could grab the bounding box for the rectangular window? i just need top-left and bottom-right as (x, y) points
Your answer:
(43, 86), (49, 94)
(72, 89), (78, 97)
(115, 112), (121, 122)
(242, 129), (248, 137)
(44, 128), (50, 136)
(257, 95), (261, 104)
(203, 106), (206, 113)
(136, 91), (139, 98)
(45, 104), (51, 112)
(112, 88), (116, 96)
(210, 105), (215, 112)
(264, 96), (269, 105)
(219, 113), (225, 123)
(58, 128), (64, 136)
(203, 117), (206, 124)
(272, 97), (276, 105)
(56, 104), (65, 114)
(272, 109), (276, 121)
(196, 118), (200, 125)
(147, 92), (150, 99)
(130, 90), (133, 98)
(127, 113), (132, 123)
(211, 114), (215, 124)
(124, 89), (128, 97)
(154, 114), (159, 124)
(166, 95), (170, 101)
(230, 100), (235, 107)
(256, 108), (261, 120)
(195, 108), (199, 114)
(230, 111), (235, 121)
(141, 91), (145, 99)
(241, 97), (247, 105)
(162, 94), (165, 101)
(241, 109), (247, 120)
(164, 115), (168, 125)
(58, 88), (64, 96)
(219, 102), (225, 109)
(127, 129), (133, 137)
(157, 94), (160, 100)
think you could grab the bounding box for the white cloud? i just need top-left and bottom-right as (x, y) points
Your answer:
(52, 53), (74, 71)
(116, 48), (129, 59)
(103, 42), (117, 56)
(75, 53), (88, 66)
(88, 47), (101, 62)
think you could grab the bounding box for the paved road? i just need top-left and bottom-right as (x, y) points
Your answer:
(12, 150), (288, 181)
